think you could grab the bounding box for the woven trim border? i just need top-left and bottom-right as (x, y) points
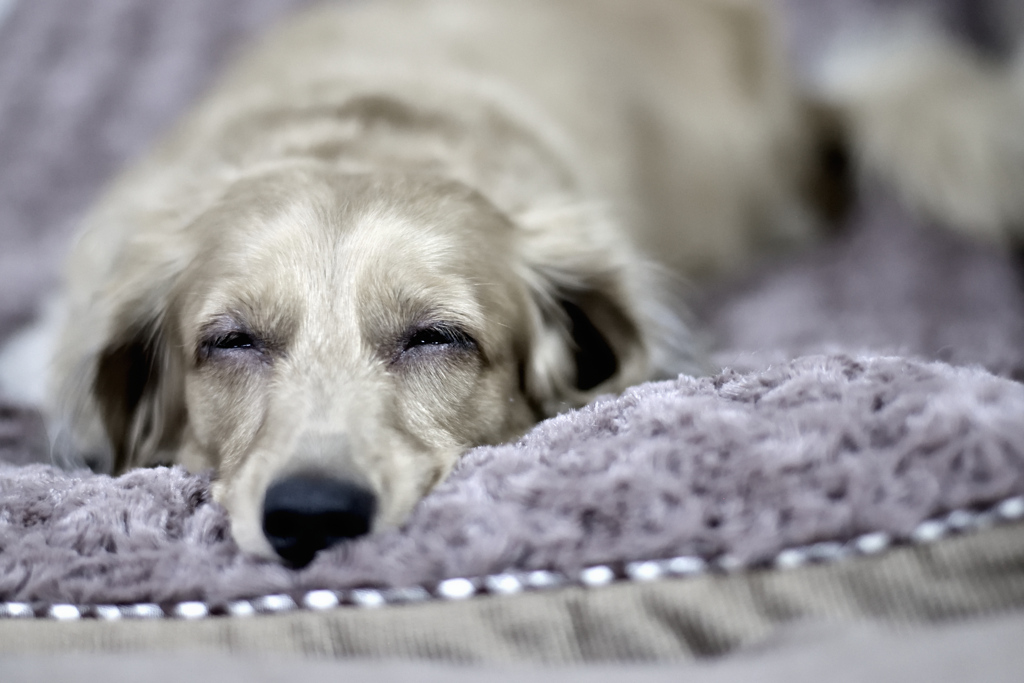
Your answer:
(2, 495), (1023, 621)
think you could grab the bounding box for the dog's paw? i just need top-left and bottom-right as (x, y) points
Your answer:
(817, 31), (1024, 242)
(859, 70), (1024, 240)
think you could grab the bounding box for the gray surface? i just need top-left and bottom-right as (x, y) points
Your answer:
(3, 614), (1024, 682)
(4, 521), (1024, 661)
(782, 0), (1024, 70)
(697, 187), (1024, 379)
(0, 0), (1023, 611)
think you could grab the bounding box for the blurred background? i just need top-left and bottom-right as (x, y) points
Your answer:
(0, 3), (1022, 675)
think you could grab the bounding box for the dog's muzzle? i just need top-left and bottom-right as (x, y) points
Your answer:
(261, 473), (377, 567)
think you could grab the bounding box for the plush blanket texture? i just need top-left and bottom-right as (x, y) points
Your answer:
(1, 0), (1024, 607)
(2, 355), (1024, 605)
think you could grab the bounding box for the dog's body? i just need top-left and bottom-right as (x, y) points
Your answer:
(2, 0), (1023, 564)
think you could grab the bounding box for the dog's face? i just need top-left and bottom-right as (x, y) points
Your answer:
(180, 167), (542, 562)
(86, 164), (650, 565)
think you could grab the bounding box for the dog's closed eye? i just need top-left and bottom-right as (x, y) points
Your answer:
(396, 323), (477, 362)
(198, 324), (272, 364)
(213, 331), (256, 350)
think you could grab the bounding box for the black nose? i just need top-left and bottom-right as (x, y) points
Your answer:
(262, 474), (377, 567)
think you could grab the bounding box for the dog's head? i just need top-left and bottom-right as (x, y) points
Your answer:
(74, 164), (677, 565)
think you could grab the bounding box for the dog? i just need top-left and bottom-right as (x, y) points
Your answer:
(1, 0), (1022, 566)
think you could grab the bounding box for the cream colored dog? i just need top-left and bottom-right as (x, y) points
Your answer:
(2, 0), (1023, 565)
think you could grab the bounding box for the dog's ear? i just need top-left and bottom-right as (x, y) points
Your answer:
(521, 277), (649, 417)
(516, 205), (709, 415)
(91, 311), (186, 473)
(515, 206), (694, 415)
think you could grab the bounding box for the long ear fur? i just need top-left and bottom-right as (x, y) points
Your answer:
(91, 313), (185, 472)
(49, 246), (190, 474)
(516, 204), (706, 416)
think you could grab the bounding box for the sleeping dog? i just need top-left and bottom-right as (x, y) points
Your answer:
(2, 0), (1022, 566)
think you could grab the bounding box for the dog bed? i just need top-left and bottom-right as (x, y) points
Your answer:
(2, 0), (1024, 668)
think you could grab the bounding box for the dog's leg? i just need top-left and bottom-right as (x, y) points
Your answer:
(810, 15), (1024, 242)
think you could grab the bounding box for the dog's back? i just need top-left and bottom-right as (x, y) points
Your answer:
(93, 0), (813, 281)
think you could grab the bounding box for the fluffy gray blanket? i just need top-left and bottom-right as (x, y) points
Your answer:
(3, 354), (1024, 605)
(1, 0), (1023, 607)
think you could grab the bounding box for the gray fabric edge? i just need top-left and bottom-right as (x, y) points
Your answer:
(2, 493), (1021, 623)
(1, 520), (1022, 663)
(2, 612), (1024, 683)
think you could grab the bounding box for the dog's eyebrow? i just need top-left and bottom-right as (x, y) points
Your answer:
(197, 301), (294, 339)
(411, 307), (479, 328)
(376, 287), (483, 330)
(197, 314), (253, 338)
